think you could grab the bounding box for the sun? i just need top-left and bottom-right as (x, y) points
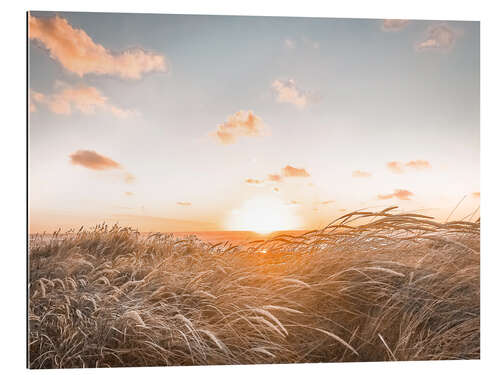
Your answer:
(225, 195), (302, 234)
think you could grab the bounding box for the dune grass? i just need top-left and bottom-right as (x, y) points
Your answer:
(28, 207), (480, 368)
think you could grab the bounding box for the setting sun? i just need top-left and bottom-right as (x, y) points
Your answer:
(225, 195), (302, 234)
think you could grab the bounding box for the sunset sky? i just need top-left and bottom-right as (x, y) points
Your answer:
(28, 12), (479, 233)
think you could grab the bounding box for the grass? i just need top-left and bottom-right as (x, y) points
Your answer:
(28, 207), (480, 368)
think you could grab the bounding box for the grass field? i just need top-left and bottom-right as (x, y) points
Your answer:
(28, 208), (480, 368)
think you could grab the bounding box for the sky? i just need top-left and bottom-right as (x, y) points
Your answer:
(28, 12), (480, 233)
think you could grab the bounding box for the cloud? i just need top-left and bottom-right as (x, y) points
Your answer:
(273, 187), (280, 193)
(387, 161), (405, 174)
(352, 170), (372, 178)
(285, 37), (320, 49)
(282, 165), (310, 178)
(271, 79), (313, 109)
(29, 90), (45, 112)
(245, 178), (264, 185)
(405, 160), (431, 170)
(382, 19), (410, 31)
(472, 192), (480, 198)
(69, 150), (121, 171)
(286, 200), (301, 206)
(30, 83), (136, 118)
(416, 24), (457, 50)
(387, 160), (431, 173)
(212, 110), (267, 145)
(268, 174), (283, 183)
(124, 173), (136, 184)
(176, 201), (192, 206)
(28, 14), (166, 79)
(378, 189), (414, 201)
(301, 36), (320, 49)
(321, 200), (335, 205)
(124, 192), (134, 196)
(246, 165), (310, 188)
(284, 39), (296, 49)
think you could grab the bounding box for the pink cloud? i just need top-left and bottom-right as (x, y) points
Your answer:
(387, 160), (431, 173)
(378, 189), (414, 201)
(245, 178), (264, 185)
(28, 14), (166, 79)
(69, 150), (121, 171)
(273, 187), (280, 193)
(212, 111), (267, 145)
(472, 192), (480, 198)
(405, 160), (431, 170)
(416, 24), (457, 50)
(387, 161), (404, 174)
(382, 19), (410, 31)
(271, 79), (310, 109)
(268, 174), (283, 182)
(282, 165), (310, 178)
(31, 83), (136, 118)
(321, 200), (335, 205)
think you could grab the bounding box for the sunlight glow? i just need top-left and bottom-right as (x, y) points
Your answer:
(225, 195), (302, 234)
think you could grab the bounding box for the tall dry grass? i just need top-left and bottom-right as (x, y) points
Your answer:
(28, 207), (480, 368)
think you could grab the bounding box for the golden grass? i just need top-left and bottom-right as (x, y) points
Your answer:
(28, 207), (480, 368)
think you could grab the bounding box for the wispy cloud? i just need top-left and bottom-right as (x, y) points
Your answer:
(124, 191), (134, 196)
(387, 160), (431, 174)
(472, 192), (480, 198)
(28, 14), (166, 79)
(245, 178), (265, 185)
(271, 79), (316, 109)
(416, 24), (457, 51)
(352, 170), (372, 178)
(268, 174), (283, 183)
(378, 189), (414, 201)
(273, 187), (280, 193)
(387, 161), (404, 174)
(381, 19), (410, 31)
(301, 36), (320, 49)
(176, 201), (192, 206)
(212, 111), (267, 145)
(405, 160), (431, 170)
(30, 83), (137, 118)
(284, 37), (320, 49)
(282, 165), (310, 178)
(242, 165), (310, 188)
(321, 200), (335, 205)
(124, 173), (136, 184)
(69, 150), (121, 171)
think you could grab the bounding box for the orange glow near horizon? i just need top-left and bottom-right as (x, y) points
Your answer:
(225, 196), (303, 234)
